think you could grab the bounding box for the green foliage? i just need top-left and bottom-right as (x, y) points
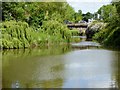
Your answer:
(97, 4), (116, 22)
(94, 24), (120, 48)
(93, 3), (120, 48)
(93, 28), (108, 42)
(41, 20), (72, 43)
(73, 10), (83, 23)
(103, 27), (120, 47)
(63, 3), (76, 22)
(1, 21), (32, 49)
(2, 2), (77, 49)
(1, 20), (72, 49)
(2, 2), (76, 27)
(82, 12), (93, 22)
(69, 29), (80, 36)
(68, 29), (83, 43)
(70, 37), (81, 43)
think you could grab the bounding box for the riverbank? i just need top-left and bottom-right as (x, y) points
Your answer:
(1, 20), (69, 49)
(91, 2), (120, 48)
(86, 21), (120, 49)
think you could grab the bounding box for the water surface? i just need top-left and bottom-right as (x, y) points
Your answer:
(2, 42), (120, 88)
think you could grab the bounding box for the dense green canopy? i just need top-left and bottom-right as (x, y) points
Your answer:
(93, 1), (120, 48)
(2, 2), (83, 49)
(2, 2), (76, 26)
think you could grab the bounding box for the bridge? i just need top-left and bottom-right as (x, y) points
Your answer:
(67, 23), (88, 35)
(67, 23), (88, 29)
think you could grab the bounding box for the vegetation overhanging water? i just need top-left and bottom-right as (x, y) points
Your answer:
(1, 1), (120, 89)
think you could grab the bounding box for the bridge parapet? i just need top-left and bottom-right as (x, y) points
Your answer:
(67, 23), (88, 28)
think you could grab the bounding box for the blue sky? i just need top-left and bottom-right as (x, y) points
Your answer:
(67, 0), (112, 13)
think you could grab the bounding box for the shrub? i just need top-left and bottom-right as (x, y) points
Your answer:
(41, 20), (72, 43)
(69, 29), (80, 36)
(1, 20), (72, 49)
(1, 21), (33, 49)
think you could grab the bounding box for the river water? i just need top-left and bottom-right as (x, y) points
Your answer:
(2, 37), (120, 88)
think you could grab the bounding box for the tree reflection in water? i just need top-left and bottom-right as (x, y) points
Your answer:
(117, 52), (120, 88)
(2, 45), (71, 88)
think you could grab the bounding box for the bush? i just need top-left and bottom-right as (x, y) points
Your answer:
(69, 29), (80, 36)
(93, 24), (120, 48)
(103, 27), (120, 47)
(41, 20), (72, 43)
(1, 21), (33, 49)
(93, 28), (108, 43)
(1, 20), (72, 49)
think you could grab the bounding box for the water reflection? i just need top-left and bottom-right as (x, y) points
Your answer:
(0, 51), (2, 89)
(2, 44), (120, 88)
(2, 45), (70, 88)
(11, 81), (20, 88)
(27, 78), (63, 88)
(115, 52), (120, 88)
(118, 52), (120, 88)
(62, 49), (117, 88)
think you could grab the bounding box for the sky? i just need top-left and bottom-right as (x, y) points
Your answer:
(67, 0), (112, 14)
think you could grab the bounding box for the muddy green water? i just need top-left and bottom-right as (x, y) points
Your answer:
(2, 42), (120, 88)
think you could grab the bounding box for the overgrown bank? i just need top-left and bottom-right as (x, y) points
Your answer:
(1, 2), (82, 49)
(1, 20), (73, 49)
(90, 2), (120, 48)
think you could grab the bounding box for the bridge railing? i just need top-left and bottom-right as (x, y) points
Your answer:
(67, 23), (88, 28)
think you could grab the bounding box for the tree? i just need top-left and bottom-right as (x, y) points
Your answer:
(93, 1), (120, 48)
(82, 12), (93, 22)
(2, 2), (76, 26)
(97, 4), (116, 22)
(60, 3), (76, 22)
(72, 9), (83, 23)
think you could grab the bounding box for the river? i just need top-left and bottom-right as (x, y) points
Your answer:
(2, 37), (120, 88)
